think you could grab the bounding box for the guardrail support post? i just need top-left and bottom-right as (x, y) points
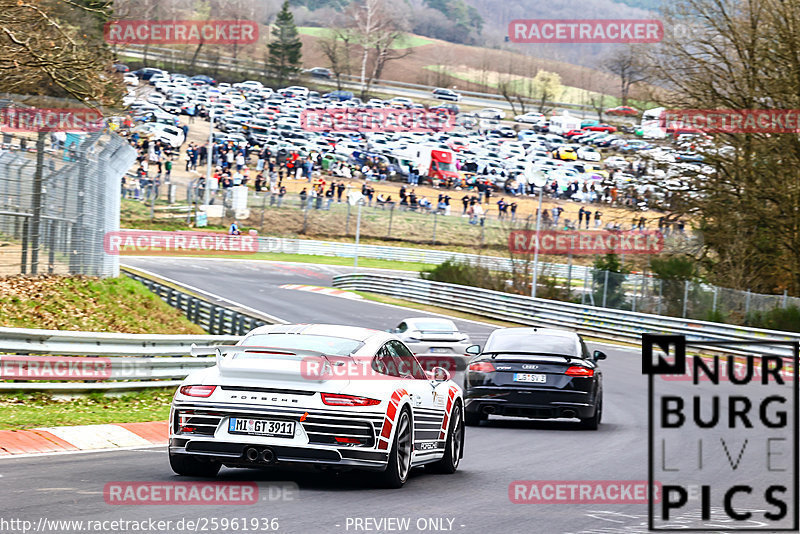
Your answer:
(745, 289), (751, 317)
(712, 287), (718, 314)
(682, 280), (689, 318)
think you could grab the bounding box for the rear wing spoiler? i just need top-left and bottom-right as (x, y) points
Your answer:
(190, 344), (336, 366)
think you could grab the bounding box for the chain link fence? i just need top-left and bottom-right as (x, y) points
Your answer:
(0, 119), (137, 276)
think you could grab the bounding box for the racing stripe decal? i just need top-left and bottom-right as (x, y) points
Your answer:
(438, 386), (458, 439)
(377, 389), (408, 450)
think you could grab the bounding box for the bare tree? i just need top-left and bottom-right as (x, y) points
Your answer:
(346, 0), (412, 99)
(604, 47), (647, 107)
(318, 27), (354, 90)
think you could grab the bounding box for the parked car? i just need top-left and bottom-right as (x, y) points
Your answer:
(606, 106), (640, 116)
(432, 88), (462, 102)
(306, 67), (332, 79)
(477, 108), (506, 120)
(585, 123), (618, 133)
(514, 112), (546, 124)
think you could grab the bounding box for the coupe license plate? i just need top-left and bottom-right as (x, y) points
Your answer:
(430, 348), (451, 353)
(514, 373), (546, 383)
(228, 418), (295, 437)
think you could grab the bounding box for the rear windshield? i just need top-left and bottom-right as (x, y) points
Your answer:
(485, 334), (578, 357)
(237, 334), (361, 357)
(412, 320), (457, 332)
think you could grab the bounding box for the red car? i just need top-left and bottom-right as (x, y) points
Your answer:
(586, 124), (618, 133)
(564, 129), (589, 138)
(606, 106), (639, 116)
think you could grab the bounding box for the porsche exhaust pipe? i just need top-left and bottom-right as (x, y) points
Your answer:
(244, 447), (259, 462)
(259, 448), (275, 464)
(483, 405), (496, 414)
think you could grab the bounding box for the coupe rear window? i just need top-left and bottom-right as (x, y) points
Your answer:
(412, 320), (457, 332)
(484, 335), (578, 357)
(237, 334), (362, 357)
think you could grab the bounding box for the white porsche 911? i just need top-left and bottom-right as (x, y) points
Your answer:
(169, 324), (465, 488)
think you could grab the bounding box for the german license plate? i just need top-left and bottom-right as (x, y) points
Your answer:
(514, 373), (546, 383)
(430, 347), (451, 353)
(228, 418), (295, 437)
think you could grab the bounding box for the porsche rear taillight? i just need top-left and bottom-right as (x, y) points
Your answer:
(320, 393), (381, 407)
(179, 385), (217, 397)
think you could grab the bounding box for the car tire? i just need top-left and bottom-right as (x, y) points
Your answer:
(579, 397), (602, 430)
(464, 409), (485, 426)
(428, 402), (464, 474)
(379, 408), (413, 489)
(169, 452), (221, 477)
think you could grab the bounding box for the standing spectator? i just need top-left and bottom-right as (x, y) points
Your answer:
(585, 209), (591, 229)
(497, 198), (507, 219)
(510, 201), (518, 222)
(325, 185), (334, 210)
(461, 194), (470, 214)
(278, 183), (286, 207)
(578, 207), (585, 227)
(164, 159), (172, 182)
(594, 210), (602, 228)
(336, 181), (345, 202)
(299, 187), (308, 207)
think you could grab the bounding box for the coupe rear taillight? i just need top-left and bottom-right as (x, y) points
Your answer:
(468, 362), (495, 373)
(565, 366), (594, 377)
(179, 385), (217, 397)
(320, 393), (381, 407)
(334, 437), (363, 444)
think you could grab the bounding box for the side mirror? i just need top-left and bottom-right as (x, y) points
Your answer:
(593, 350), (607, 361)
(431, 366), (451, 383)
(465, 345), (481, 355)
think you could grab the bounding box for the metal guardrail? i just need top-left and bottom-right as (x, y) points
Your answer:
(0, 269), (285, 391)
(123, 269), (276, 335)
(332, 273), (800, 359)
(256, 235), (593, 279)
(0, 328), (236, 391)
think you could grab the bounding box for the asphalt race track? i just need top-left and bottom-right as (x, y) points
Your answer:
(0, 257), (791, 534)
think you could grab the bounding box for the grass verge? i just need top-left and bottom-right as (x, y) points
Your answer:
(0, 275), (205, 334)
(0, 389), (172, 430)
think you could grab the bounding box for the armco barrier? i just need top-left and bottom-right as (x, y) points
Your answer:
(0, 329), (236, 391)
(123, 268), (281, 335)
(332, 273), (800, 359)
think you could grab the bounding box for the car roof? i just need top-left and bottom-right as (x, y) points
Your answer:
(245, 323), (381, 342)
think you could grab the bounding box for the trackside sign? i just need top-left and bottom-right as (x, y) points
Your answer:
(509, 230), (664, 255)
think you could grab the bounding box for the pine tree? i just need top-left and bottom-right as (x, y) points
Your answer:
(267, 1), (303, 86)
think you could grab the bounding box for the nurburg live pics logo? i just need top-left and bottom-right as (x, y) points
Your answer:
(642, 334), (799, 531)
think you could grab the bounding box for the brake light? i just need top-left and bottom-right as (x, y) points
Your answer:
(179, 385), (217, 397)
(565, 366), (594, 377)
(320, 393), (381, 407)
(468, 362), (495, 373)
